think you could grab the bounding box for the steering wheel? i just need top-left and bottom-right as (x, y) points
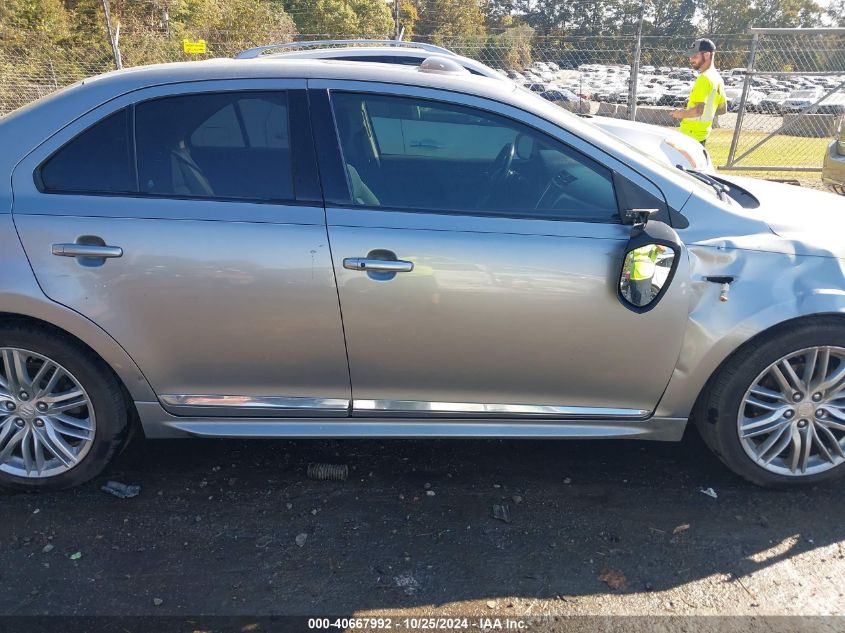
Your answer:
(488, 143), (515, 186)
(477, 143), (515, 209)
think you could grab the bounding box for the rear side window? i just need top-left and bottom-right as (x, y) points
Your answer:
(40, 109), (134, 194)
(39, 91), (294, 203)
(135, 92), (293, 201)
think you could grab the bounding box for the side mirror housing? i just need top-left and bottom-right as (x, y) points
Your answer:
(618, 219), (683, 313)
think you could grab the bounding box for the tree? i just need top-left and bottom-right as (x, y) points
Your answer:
(0, 0), (71, 43)
(415, 0), (486, 40)
(400, 0), (419, 38)
(285, 0), (394, 38)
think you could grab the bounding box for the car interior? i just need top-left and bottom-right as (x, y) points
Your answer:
(331, 92), (619, 221)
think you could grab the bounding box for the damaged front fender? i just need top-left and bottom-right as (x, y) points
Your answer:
(655, 241), (845, 419)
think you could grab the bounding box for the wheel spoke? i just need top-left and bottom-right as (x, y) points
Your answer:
(818, 415), (845, 432)
(30, 360), (55, 394)
(41, 389), (84, 406)
(50, 416), (92, 441)
(815, 423), (845, 459)
(797, 425), (813, 473)
(48, 397), (89, 414)
(744, 396), (784, 412)
(810, 424), (835, 465)
(1, 349), (23, 392)
(35, 425), (75, 468)
(51, 414), (93, 432)
(758, 423), (793, 465)
(0, 418), (14, 448)
(740, 410), (786, 433)
(779, 359), (805, 394)
(33, 431), (46, 475)
(20, 428), (35, 475)
(803, 348), (819, 386)
(742, 418), (789, 440)
(815, 363), (845, 396)
(788, 426), (804, 472)
(0, 426), (26, 463)
(749, 384), (788, 402)
(36, 367), (65, 401)
(770, 364), (798, 397)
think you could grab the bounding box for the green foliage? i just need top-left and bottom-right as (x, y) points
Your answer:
(415, 0), (486, 41)
(285, 0), (394, 38)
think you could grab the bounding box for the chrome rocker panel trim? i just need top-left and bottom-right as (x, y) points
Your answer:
(136, 402), (686, 441)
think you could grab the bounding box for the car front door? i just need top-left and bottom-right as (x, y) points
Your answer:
(314, 83), (690, 419)
(12, 81), (350, 417)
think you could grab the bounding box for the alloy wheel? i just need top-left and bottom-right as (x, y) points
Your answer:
(0, 348), (96, 478)
(738, 346), (845, 476)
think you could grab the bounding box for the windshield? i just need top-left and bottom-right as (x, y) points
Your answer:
(791, 90), (817, 98)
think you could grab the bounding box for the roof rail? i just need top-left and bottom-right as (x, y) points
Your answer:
(234, 39), (455, 60)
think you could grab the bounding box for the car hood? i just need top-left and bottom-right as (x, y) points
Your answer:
(586, 116), (712, 171)
(716, 174), (845, 257)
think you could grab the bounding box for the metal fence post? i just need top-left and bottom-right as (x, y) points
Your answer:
(100, 0), (122, 70)
(628, 0), (645, 121)
(725, 32), (758, 168)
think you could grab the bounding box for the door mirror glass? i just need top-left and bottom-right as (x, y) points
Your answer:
(618, 219), (682, 312)
(621, 245), (674, 307)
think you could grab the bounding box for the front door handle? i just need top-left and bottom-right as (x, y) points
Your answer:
(52, 244), (123, 258)
(343, 257), (414, 273)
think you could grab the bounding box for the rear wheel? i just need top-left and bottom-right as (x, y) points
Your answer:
(696, 319), (845, 487)
(0, 325), (128, 491)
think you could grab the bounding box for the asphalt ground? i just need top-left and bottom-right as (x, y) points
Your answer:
(1, 427), (844, 632)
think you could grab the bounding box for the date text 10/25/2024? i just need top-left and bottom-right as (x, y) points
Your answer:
(308, 617), (528, 630)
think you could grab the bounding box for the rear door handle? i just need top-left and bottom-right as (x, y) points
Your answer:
(343, 258), (414, 273)
(52, 244), (123, 258)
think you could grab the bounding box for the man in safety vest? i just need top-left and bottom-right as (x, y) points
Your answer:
(628, 244), (664, 306)
(670, 38), (727, 146)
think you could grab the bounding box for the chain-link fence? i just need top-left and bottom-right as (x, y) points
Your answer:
(723, 28), (845, 174)
(2, 28), (843, 179)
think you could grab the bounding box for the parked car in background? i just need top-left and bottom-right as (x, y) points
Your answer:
(823, 119), (845, 195)
(3, 52), (845, 492)
(540, 88), (583, 107)
(759, 91), (790, 114)
(782, 89), (823, 113)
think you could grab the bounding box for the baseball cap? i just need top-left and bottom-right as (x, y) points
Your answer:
(687, 38), (716, 56)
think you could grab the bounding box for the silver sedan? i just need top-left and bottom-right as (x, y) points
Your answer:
(1, 54), (844, 491)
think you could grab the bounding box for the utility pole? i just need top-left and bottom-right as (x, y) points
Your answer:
(394, 0), (401, 41)
(100, 0), (122, 69)
(628, 0), (645, 121)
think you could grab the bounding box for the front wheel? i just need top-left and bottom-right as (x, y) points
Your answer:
(696, 319), (845, 487)
(0, 325), (129, 491)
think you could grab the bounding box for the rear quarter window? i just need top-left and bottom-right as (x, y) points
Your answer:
(39, 109), (135, 194)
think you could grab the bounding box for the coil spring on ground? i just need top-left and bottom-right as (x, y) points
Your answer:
(307, 462), (349, 481)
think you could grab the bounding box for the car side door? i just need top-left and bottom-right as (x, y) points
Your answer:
(312, 81), (690, 418)
(12, 80), (351, 418)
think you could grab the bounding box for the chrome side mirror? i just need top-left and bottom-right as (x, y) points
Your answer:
(618, 219), (682, 312)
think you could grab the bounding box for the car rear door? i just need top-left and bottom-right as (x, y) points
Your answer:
(312, 82), (690, 419)
(12, 80), (351, 418)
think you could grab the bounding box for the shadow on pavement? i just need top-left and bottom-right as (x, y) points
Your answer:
(0, 430), (842, 616)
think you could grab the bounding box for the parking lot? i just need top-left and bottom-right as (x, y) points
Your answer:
(2, 431), (844, 625)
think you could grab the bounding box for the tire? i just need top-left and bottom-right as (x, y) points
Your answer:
(694, 317), (845, 487)
(0, 324), (128, 492)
